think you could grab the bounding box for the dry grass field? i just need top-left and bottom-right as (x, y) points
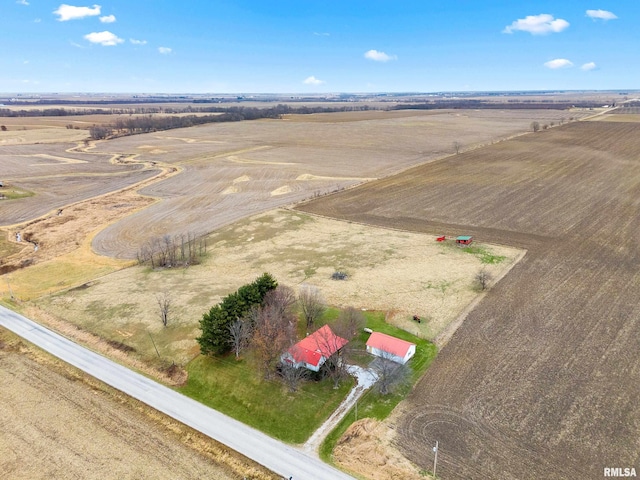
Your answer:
(34, 209), (520, 366)
(296, 119), (640, 479)
(0, 328), (275, 480)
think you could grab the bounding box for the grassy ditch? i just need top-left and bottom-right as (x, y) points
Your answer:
(319, 311), (437, 463)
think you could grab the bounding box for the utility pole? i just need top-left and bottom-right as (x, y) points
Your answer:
(6, 276), (14, 300)
(433, 440), (439, 478)
(148, 332), (161, 359)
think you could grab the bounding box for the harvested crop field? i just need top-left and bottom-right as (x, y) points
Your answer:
(0, 143), (160, 225)
(297, 120), (640, 479)
(86, 109), (578, 258)
(0, 328), (274, 480)
(1, 109), (584, 258)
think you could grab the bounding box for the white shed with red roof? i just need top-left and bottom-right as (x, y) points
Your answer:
(281, 324), (348, 372)
(366, 332), (416, 365)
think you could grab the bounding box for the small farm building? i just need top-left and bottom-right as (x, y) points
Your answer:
(456, 235), (473, 245)
(366, 332), (416, 365)
(281, 324), (348, 372)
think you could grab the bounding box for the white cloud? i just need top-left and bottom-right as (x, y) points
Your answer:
(130, 38), (147, 45)
(158, 47), (172, 54)
(54, 4), (101, 21)
(100, 14), (116, 23)
(313, 32), (330, 36)
(84, 31), (123, 46)
(586, 9), (617, 20)
(364, 49), (397, 62)
(503, 14), (569, 35)
(34, 18), (41, 23)
(544, 58), (573, 69)
(17, 0), (30, 6)
(581, 62), (597, 71)
(303, 76), (325, 85)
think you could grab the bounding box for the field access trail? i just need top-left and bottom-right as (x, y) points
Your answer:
(0, 306), (354, 480)
(297, 121), (640, 479)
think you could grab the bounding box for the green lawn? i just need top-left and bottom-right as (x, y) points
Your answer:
(0, 186), (34, 200)
(320, 311), (438, 462)
(179, 309), (436, 449)
(179, 352), (353, 444)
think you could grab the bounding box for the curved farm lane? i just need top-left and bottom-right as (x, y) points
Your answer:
(0, 306), (355, 480)
(297, 121), (640, 479)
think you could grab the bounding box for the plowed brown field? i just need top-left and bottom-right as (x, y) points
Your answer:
(296, 121), (640, 479)
(0, 328), (274, 480)
(87, 109), (577, 258)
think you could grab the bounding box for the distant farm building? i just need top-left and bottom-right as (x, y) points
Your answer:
(456, 235), (473, 246)
(366, 332), (416, 365)
(281, 324), (348, 372)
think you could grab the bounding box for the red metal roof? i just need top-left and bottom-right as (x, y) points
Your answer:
(366, 332), (415, 358)
(287, 325), (348, 367)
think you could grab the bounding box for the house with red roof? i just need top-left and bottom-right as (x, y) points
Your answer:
(281, 324), (348, 372)
(366, 332), (416, 365)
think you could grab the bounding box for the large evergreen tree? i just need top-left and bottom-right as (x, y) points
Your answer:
(197, 273), (277, 355)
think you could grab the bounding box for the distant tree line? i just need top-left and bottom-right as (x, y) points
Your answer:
(392, 100), (610, 110)
(86, 104), (375, 139)
(0, 103), (374, 118)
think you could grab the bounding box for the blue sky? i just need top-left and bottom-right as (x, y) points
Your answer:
(2, 1), (637, 93)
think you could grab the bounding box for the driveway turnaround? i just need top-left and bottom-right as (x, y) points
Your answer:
(0, 305), (355, 480)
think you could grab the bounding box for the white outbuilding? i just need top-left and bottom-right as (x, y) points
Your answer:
(366, 332), (416, 365)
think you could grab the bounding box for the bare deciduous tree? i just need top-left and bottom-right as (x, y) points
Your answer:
(311, 324), (349, 389)
(279, 361), (308, 392)
(228, 318), (252, 359)
(266, 285), (297, 319)
(298, 284), (326, 328)
(475, 269), (493, 291)
(531, 121), (540, 132)
(374, 352), (410, 395)
(251, 286), (297, 378)
(453, 140), (462, 154)
(334, 307), (366, 340)
(156, 292), (171, 327)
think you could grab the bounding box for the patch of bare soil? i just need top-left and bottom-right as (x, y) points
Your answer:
(333, 418), (432, 480)
(0, 328), (275, 480)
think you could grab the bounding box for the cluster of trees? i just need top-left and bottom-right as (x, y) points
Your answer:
(530, 117), (576, 133)
(197, 275), (372, 390)
(197, 273), (279, 356)
(136, 233), (207, 269)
